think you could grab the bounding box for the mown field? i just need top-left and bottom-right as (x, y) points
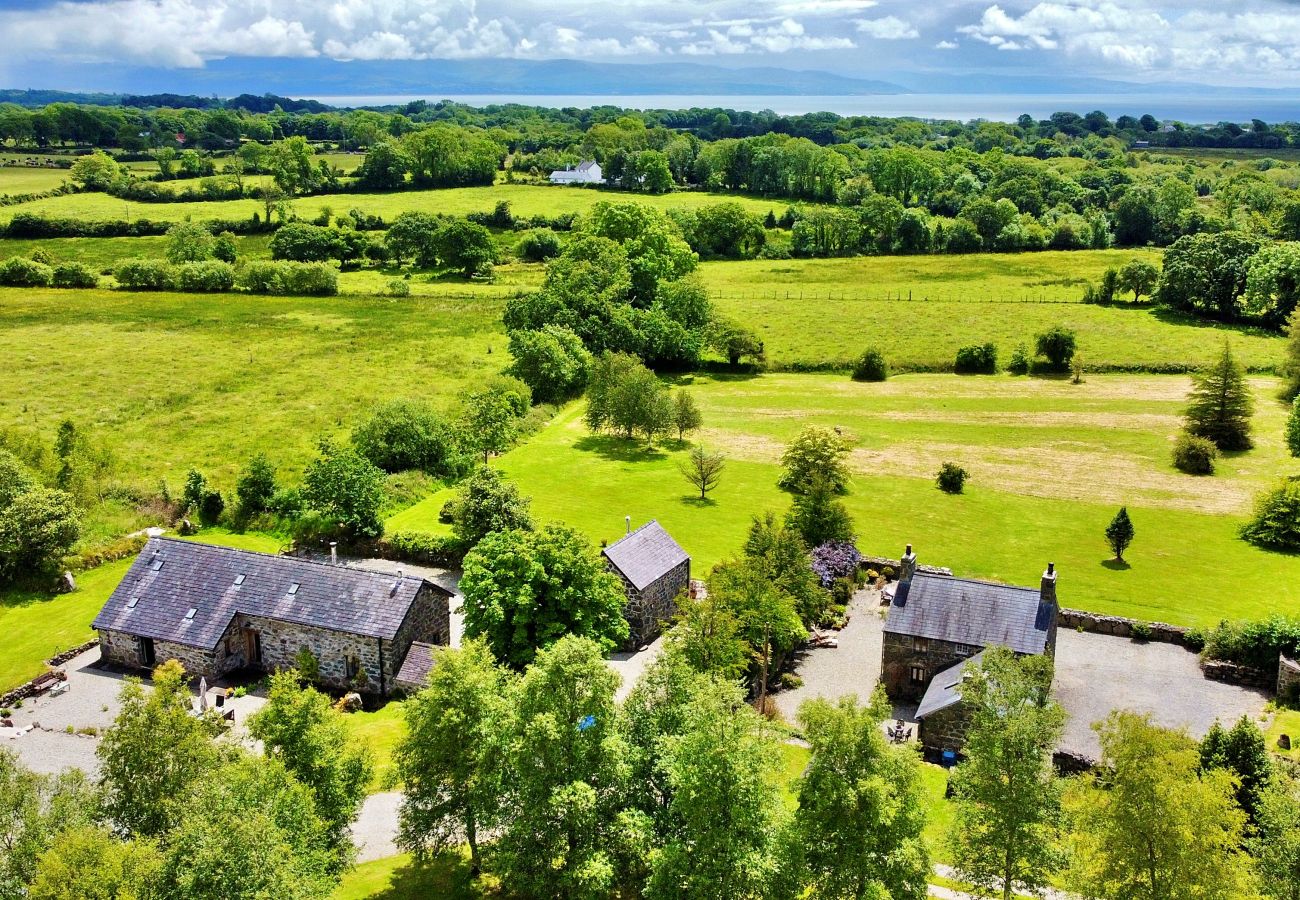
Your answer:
(395, 373), (1300, 628)
(0, 183), (794, 225)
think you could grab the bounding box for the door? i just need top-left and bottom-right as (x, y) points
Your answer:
(244, 629), (262, 666)
(136, 636), (155, 667)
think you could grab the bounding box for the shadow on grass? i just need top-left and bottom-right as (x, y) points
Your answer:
(363, 851), (495, 900)
(573, 434), (668, 463)
(1149, 305), (1279, 338)
(679, 495), (719, 508)
(1101, 558), (1132, 571)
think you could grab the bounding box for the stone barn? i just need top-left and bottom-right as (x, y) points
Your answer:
(879, 545), (1060, 757)
(602, 520), (690, 650)
(93, 537), (452, 696)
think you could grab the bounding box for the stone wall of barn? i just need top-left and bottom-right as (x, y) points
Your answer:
(1278, 655), (1300, 703)
(236, 614), (388, 693)
(881, 631), (980, 703)
(617, 559), (689, 650)
(98, 629), (217, 677)
(387, 584), (452, 683)
(919, 703), (971, 758)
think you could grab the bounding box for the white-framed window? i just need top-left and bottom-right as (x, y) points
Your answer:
(909, 666), (927, 684)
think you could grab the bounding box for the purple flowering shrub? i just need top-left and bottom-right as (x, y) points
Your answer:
(810, 540), (862, 588)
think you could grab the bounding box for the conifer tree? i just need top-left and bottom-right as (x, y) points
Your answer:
(1105, 507), (1135, 561)
(1185, 341), (1254, 451)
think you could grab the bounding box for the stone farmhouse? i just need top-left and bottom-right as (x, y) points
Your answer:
(603, 519), (690, 650)
(880, 544), (1060, 757)
(549, 160), (603, 184)
(93, 538), (452, 697)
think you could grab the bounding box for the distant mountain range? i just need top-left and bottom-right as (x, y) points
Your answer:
(5, 56), (1296, 105)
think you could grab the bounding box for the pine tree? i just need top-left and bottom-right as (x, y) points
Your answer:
(1185, 341), (1254, 451)
(1105, 507), (1135, 561)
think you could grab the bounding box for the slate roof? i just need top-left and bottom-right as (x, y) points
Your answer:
(884, 572), (1054, 656)
(395, 641), (439, 690)
(915, 650), (986, 720)
(602, 520), (689, 592)
(93, 537), (449, 650)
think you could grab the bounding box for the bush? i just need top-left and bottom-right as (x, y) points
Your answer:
(113, 258), (175, 290)
(1035, 326), (1077, 372)
(810, 540), (862, 588)
(1240, 477), (1300, 552)
(1200, 615), (1300, 670)
(1007, 343), (1030, 375)
(851, 348), (889, 382)
(50, 262), (97, 288)
(936, 462), (969, 494)
(198, 490), (225, 526)
(270, 222), (340, 263)
(1172, 431), (1218, 475)
(351, 399), (469, 477)
(1130, 621), (1152, 642)
(516, 228), (561, 262)
(0, 256), (54, 287)
(238, 261), (338, 296)
(954, 343), (998, 374)
(380, 530), (466, 566)
(174, 260), (235, 293)
(386, 278), (410, 297)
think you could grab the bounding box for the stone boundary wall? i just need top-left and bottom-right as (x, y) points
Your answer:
(860, 555), (953, 578)
(1057, 608), (1190, 646)
(47, 638), (99, 668)
(1202, 659), (1274, 689)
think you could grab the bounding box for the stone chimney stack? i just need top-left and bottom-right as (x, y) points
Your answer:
(899, 543), (918, 583)
(1040, 562), (1058, 607)
(329, 541), (338, 565)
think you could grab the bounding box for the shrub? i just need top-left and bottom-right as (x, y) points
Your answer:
(238, 261), (338, 296)
(381, 530), (466, 566)
(851, 348), (889, 382)
(198, 489), (225, 526)
(1007, 343), (1030, 375)
(270, 222), (340, 263)
(936, 462), (969, 494)
(1240, 477), (1300, 552)
(810, 540), (862, 588)
(779, 426), (850, 494)
(113, 258), (175, 290)
(506, 326), (592, 404)
(1200, 615), (1300, 670)
(516, 228), (561, 262)
(351, 399), (469, 477)
(386, 278), (410, 297)
(1172, 431), (1218, 475)
(1130, 621), (1152, 642)
(174, 260), (235, 292)
(1034, 326), (1077, 372)
(0, 256), (54, 287)
(954, 343), (998, 374)
(50, 262), (97, 288)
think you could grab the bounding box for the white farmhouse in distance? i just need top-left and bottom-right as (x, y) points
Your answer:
(549, 160), (603, 185)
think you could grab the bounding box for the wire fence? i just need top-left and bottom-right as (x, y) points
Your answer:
(708, 288), (1092, 305)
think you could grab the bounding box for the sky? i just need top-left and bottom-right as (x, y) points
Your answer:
(2, 0), (1300, 89)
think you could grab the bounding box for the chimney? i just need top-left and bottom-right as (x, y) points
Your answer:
(625, 515), (631, 535)
(329, 541), (338, 565)
(899, 543), (918, 584)
(1040, 562), (1058, 607)
(390, 569), (404, 598)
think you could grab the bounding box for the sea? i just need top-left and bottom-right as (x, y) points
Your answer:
(310, 92), (1300, 123)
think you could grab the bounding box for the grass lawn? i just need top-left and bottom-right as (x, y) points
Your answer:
(0, 165), (71, 196)
(0, 528), (281, 692)
(0, 183), (796, 225)
(919, 763), (954, 864)
(1265, 705), (1300, 762)
(333, 849), (495, 900)
(343, 702), (407, 792)
(398, 373), (1300, 627)
(0, 287), (504, 490)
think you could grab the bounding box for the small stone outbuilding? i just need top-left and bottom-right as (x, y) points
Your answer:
(93, 537), (452, 696)
(602, 520), (690, 650)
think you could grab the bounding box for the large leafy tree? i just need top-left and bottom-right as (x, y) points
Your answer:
(1184, 341), (1255, 451)
(1282, 306), (1300, 402)
(1244, 242), (1300, 327)
(1064, 711), (1256, 900)
(579, 201), (697, 303)
(496, 636), (635, 898)
(0, 485), (80, 580)
(506, 325), (593, 404)
(791, 690), (930, 900)
(0, 750), (98, 899)
(1252, 771), (1300, 900)
(97, 660), (222, 839)
(665, 591), (750, 681)
(778, 425), (851, 494)
(1156, 231), (1266, 320)
(460, 524), (629, 667)
(710, 555), (806, 709)
(301, 440), (387, 539)
(1199, 715), (1274, 823)
(743, 511), (825, 628)
(350, 399), (467, 477)
(28, 826), (162, 900)
(247, 671), (372, 860)
(397, 639), (512, 873)
(949, 648), (1065, 900)
(448, 466), (533, 549)
(646, 680), (787, 900)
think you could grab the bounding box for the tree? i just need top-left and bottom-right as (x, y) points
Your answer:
(679, 445), (724, 500)
(672, 391), (702, 442)
(448, 466), (533, 549)
(462, 389), (518, 464)
(0, 750), (98, 899)
(460, 524), (629, 667)
(585, 354), (673, 446)
(301, 440), (387, 539)
(506, 325), (592, 404)
(234, 453), (276, 518)
(266, 135), (319, 196)
(646, 680), (787, 900)
(1156, 232), (1265, 320)
(709, 317), (764, 367)
(743, 510), (825, 628)
(212, 230), (238, 264)
(666, 591), (750, 681)
(579, 201), (697, 303)
(1282, 306), (1300, 402)
(1243, 242), (1300, 327)
(1034, 325), (1077, 372)
(1252, 771), (1300, 900)
(949, 648), (1065, 900)
(779, 425), (850, 494)
(1288, 397), (1300, 458)
(496, 636), (633, 898)
(1185, 341), (1254, 451)
(1199, 715), (1272, 823)
(164, 221), (214, 263)
(97, 660), (222, 838)
(0, 486), (80, 580)
(397, 639), (510, 873)
(1117, 258), (1159, 301)
(350, 400), (467, 477)
(28, 826), (162, 900)
(711, 556), (806, 709)
(269, 223), (340, 263)
(1064, 712), (1256, 900)
(786, 474), (855, 548)
(791, 691), (930, 900)
(1105, 507), (1135, 561)
(69, 151), (121, 191)
(355, 140), (410, 190)
(1241, 476), (1300, 551)
(432, 219), (497, 279)
(248, 671), (371, 856)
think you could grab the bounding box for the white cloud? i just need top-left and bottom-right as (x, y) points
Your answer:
(935, 39), (959, 49)
(854, 15), (919, 39)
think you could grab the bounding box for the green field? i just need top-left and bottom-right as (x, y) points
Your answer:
(394, 373), (1300, 627)
(0, 529), (281, 691)
(0, 165), (71, 196)
(0, 183), (795, 225)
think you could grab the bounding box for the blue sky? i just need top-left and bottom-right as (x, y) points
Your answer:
(1, 0), (1299, 88)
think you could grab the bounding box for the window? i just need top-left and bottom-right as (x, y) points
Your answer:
(909, 666), (927, 684)
(287, 583), (300, 596)
(913, 637), (929, 652)
(233, 574), (245, 586)
(183, 607), (197, 621)
(125, 596), (139, 609)
(150, 558), (164, 571)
